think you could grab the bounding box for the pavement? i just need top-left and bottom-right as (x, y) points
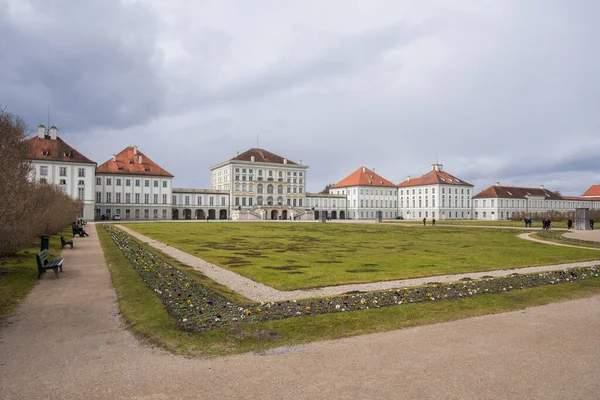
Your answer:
(1, 224), (600, 399)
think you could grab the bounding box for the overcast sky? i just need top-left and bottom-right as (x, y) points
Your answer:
(1, 0), (598, 195)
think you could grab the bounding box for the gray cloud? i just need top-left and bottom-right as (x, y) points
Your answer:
(2, 0), (599, 197)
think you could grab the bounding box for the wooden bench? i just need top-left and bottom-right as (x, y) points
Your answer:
(61, 235), (74, 249)
(36, 249), (64, 279)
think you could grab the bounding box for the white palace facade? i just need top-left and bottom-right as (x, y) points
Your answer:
(26, 125), (600, 221)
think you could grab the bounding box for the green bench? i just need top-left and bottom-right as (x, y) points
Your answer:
(36, 249), (65, 279)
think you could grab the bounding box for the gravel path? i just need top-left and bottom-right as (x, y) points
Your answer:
(117, 225), (600, 302)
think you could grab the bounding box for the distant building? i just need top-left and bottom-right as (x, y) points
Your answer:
(397, 164), (473, 220)
(472, 183), (600, 220)
(25, 125), (97, 220)
(95, 146), (173, 220)
(330, 166), (397, 220)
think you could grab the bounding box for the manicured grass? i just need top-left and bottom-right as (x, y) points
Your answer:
(0, 230), (70, 321)
(98, 225), (600, 356)
(125, 222), (600, 290)
(533, 230), (600, 249)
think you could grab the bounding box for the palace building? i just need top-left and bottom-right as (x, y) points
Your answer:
(26, 125), (97, 220)
(26, 125), (600, 221)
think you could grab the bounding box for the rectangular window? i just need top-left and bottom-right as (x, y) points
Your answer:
(144, 194), (149, 204)
(116, 178), (121, 186)
(78, 168), (85, 177)
(185, 196), (190, 206)
(163, 194), (167, 204)
(154, 194), (158, 204)
(153, 209), (158, 218)
(126, 209), (131, 218)
(162, 180), (167, 188)
(197, 196), (202, 206)
(242, 198), (247, 206)
(126, 193), (131, 203)
(135, 209), (140, 218)
(172, 196), (177, 205)
(78, 180), (85, 186)
(96, 192), (102, 203)
(153, 180), (158, 187)
(235, 197), (240, 206)
(106, 193), (112, 203)
(144, 209), (149, 219)
(135, 179), (140, 187)
(299, 199), (303, 207)
(106, 178), (112, 185)
(144, 180), (150, 187)
(59, 167), (67, 176)
(59, 179), (67, 185)
(96, 177), (102, 185)
(40, 166), (48, 176)
(126, 179), (131, 186)
(162, 209), (167, 218)
(210, 197), (214, 206)
(249, 198), (253, 206)
(135, 193), (140, 204)
(116, 193), (121, 203)
(221, 197), (226, 206)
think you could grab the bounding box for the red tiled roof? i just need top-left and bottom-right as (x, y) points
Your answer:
(96, 146), (173, 177)
(332, 167), (396, 188)
(25, 135), (96, 164)
(582, 185), (600, 197)
(232, 148), (297, 165)
(398, 169), (472, 188)
(473, 185), (563, 200)
(563, 195), (600, 201)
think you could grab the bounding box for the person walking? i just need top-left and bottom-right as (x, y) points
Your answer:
(432, 218), (436, 226)
(567, 219), (573, 229)
(423, 217), (426, 226)
(591, 218), (595, 230)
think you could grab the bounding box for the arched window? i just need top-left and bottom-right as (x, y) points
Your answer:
(267, 196), (274, 206)
(277, 185), (283, 194)
(267, 184), (274, 194)
(257, 196), (264, 205)
(257, 184), (263, 194)
(277, 196), (283, 205)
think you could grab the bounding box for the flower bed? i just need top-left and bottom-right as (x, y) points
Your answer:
(104, 225), (600, 332)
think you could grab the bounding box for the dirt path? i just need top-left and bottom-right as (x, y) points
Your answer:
(1, 223), (599, 399)
(118, 224), (600, 302)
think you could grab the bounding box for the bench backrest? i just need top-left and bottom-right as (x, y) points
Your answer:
(37, 250), (50, 267)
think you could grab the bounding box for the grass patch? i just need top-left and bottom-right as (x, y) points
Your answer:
(0, 229), (70, 321)
(125, 222), (600, 290)
(98, 226), (600, 356)
(533, 230), (600, 249)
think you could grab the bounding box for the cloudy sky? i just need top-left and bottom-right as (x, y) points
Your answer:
(1, 0), (598, 195)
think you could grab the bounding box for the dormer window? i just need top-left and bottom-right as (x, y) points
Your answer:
(42, 151), (50, 156)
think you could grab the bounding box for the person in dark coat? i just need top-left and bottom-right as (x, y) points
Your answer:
(591, 218), (595, 230)
(567, 219), (573, 229)
(423, 217), (426, 226)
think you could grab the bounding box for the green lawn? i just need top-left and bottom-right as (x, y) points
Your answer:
(125, 222), (600, 290)
(0, 230), (70, 321)
(98, 226), (600, 357)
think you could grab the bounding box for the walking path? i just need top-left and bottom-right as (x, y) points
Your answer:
(1, 223), (600, 399)
(117, 225), (600, 302)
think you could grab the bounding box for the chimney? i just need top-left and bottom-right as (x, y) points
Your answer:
(37, 125), (46, 139)
(251, 155), (255, 162)
(133, 146), (138, 155)
(407, 176), (411, 181)
(299, 160), (302, 165)
(139, 155), (143, 164)
(362, 167), (366, 173)
(49, 126), (58, 140)
(236, 151), (239, 157)
(495, 182), (500, 186)
(283, 158), (287, 164)
(112, 154), (116, 162)
(540, 184), (544, 190)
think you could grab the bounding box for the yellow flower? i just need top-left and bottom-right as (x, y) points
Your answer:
(306, 306), (311, 312)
